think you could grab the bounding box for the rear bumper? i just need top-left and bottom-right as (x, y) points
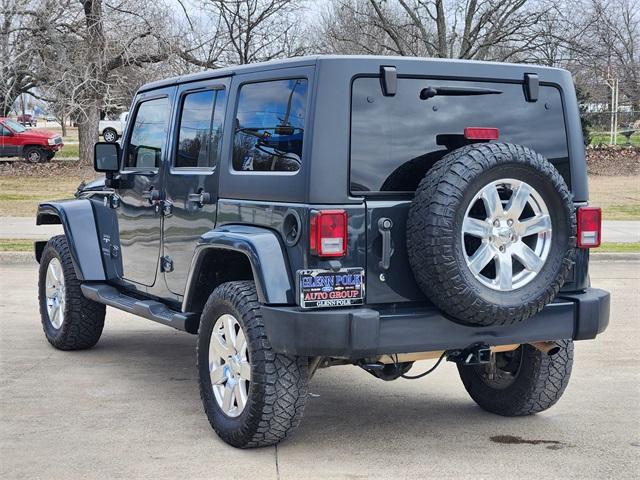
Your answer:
(261, 288), (610, 359)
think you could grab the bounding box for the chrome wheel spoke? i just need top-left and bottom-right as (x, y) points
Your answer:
(467, 243), (495, 276)
(238, 360), (251, 381)
(222, 315), (237, 351)
(512, 242), (544, 272)
(210, 333), (231, 359)
(481, 184), (504, 219)
(221, 383), (234, 412)
(518, 214), (552, 237)
(505, 182), (531, 219)
(234, 382), (247, 411)
(496, 253), (513, 290)
(462, 217), (491, 238)
(209, 365), (226, 386)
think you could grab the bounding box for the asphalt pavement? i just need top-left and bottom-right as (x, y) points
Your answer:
(0, 260), (638, 479)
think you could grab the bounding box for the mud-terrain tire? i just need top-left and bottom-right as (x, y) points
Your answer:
(38, 235), (106, 350)
(197, 281), (308, 448)
(407, 143), (576, 326)
(102, 128), (118, 143)
(458, 341), (573, 416)
(24, 146), (46, 163)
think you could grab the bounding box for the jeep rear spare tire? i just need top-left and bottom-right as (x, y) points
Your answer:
(407, 143), (576, 326)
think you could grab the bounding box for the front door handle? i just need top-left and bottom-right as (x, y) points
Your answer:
(188, 190), (212, 208)
(142, 187), (160, 204)
(378, 217), (394, 271)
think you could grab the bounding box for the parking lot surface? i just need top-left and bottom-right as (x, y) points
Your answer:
(1, 261), (638, 479)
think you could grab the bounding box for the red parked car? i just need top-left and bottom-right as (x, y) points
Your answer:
(0, 118), (64, 163)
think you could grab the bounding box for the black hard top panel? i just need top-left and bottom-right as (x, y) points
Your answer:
(137, 55), (569, 93)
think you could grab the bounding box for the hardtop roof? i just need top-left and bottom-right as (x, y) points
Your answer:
(136, 55), (569, 94)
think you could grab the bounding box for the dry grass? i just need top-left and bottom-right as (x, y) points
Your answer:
(588, 176), (640, 220)
(0, 176), (85, 217)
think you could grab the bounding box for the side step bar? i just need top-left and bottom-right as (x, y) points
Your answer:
(81, 283), (199, 334)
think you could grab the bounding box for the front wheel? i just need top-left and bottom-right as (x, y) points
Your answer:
(197, 281), (309, 448)
(457, 341), (573, 416)
(24, 146), (46, 163)
(38, 235), (106, 350)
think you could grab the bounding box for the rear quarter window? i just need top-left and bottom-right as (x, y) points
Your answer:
(350, 77), (570, 194)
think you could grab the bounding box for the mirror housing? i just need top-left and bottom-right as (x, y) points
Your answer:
(94, 142), (120, 173)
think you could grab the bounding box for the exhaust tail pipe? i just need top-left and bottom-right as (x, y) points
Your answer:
(530, 341), (561, 356)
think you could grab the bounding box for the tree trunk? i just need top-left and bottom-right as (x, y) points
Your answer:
(77, 103), (99, 164)
(59, 115), (67, 137)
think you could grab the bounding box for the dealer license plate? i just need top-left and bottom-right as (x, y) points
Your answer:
(297, 268), (365, 308)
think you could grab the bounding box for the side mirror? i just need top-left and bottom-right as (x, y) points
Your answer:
(94, 142), (120, 173)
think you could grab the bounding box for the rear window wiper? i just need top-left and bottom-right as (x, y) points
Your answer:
(419, 86), (503, 100)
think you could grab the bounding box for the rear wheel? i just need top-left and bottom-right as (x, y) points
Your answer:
(197, 281), (308, 448)
(102, 128), (118, 143)
(38, 235), (106, 350)
(457, 341), (573, 416)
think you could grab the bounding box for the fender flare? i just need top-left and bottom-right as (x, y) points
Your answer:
(183, 225), (294, 309)
(36, 200), (106, 281)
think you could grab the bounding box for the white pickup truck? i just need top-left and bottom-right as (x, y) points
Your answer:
(99, 112), (128, 143)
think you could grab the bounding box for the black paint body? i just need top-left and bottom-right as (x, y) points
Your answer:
(36, 55), (609, 355)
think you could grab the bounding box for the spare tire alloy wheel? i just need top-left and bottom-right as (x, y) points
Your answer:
(208, 314), (251, 417)
(462, 178), (552, 291)
(407, 143), (576, 327)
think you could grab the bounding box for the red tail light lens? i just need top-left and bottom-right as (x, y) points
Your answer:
(577, 206), (602, 248)
(310, 210), (347, 257)
(464, 127), (499, 140)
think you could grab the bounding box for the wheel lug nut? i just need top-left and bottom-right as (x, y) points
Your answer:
(499, 246), (505, 252)
(493, 220), (500, 227)
(507, 219), (513, 226)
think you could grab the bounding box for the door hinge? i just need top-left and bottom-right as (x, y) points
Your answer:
(161, 256), (174, 273)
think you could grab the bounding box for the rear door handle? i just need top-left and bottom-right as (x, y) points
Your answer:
(142, 187), (159, 203)
(378, 217), (394, 270)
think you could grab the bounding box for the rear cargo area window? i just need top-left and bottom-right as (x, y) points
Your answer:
(233, 78), (307, 172)
(350, 77), (570, 193)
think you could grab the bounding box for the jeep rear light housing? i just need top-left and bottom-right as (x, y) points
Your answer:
(577, 206), (602, 248)
(310, 210), (347, 257)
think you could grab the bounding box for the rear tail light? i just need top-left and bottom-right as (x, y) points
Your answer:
(464, 127), (499, 140)
(577, 206), (602, 248)
(310, 210), (347, 257)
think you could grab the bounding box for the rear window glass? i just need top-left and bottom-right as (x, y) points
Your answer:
(233, 78), (307, 172)
(350, 77), (570, 193)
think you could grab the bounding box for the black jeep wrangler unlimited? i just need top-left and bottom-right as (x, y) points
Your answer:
(35, 56), (610, 448)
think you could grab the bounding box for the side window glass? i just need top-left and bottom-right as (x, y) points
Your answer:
(126, 97), (170, 169)
(233, 78), (307, 172)
(176, 90), (216, 168)
(0, 125), (10, 136)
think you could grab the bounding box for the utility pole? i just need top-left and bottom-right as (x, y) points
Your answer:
(606, 76), (619, 145)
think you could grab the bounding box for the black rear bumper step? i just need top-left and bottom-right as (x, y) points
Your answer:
(81, 283), (199, 333)
(261, 288), (610, 359)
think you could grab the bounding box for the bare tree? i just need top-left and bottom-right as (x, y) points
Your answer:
(318, 0), (551, 61)
(203, 0), (306, 65)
